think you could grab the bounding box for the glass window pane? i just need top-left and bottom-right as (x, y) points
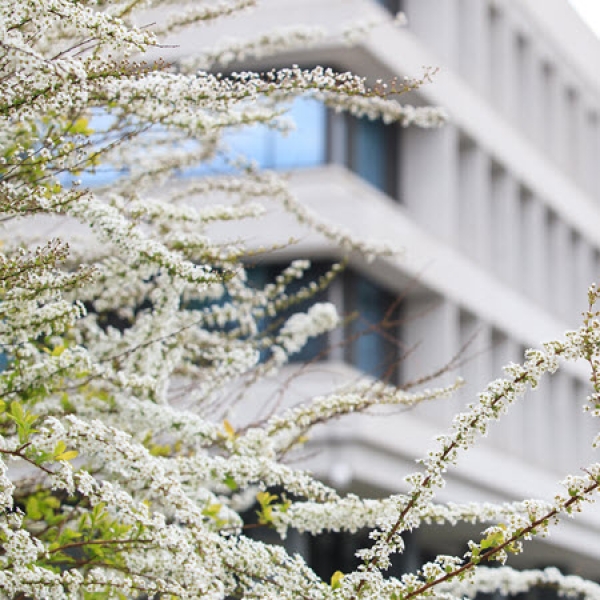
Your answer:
(228, 124), (271, 168)
(345, 274), (399, 381)
(188, 98), (326, 173)
(273, 99), (327, 168)
(375, 0), (400, 14)
(75, 98), (328, 185)
(353, 117), (388, 192)
(246, 263), (331, 364)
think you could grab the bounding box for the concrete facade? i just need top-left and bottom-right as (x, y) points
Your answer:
(164, 0), (600, 580)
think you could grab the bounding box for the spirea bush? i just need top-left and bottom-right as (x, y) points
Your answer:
(2, 1), (600, 598)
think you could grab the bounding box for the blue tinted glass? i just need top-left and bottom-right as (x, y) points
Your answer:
(82, 109), (132, 186)
(376, 0), (398, 12)
(353, 118), (388, 192)
(213, 98), (326, 171)
(60, 109), (135, 187)
(272, 99), (326, 168)
(353, 277), (387, 376)
(72, 98), (327, 184)
(246, 263), (330, 364)
(346, 275), (398, 381)
(228, 124), (271, 168)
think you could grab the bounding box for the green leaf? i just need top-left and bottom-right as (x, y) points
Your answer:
(55, 450), (78, 461)
(8, 402), (39, 443)
(51, 345), (66, 357)
(70, 117), (94, 136)
(202, 503), (222, 519)
(223, 419), (236, 440)
(480, 527), (505, 551)
(223, 474), (238, 491)
(26, 497), (42, 520)
(330, 571), (344, 590)
(256, 491), (277, 508)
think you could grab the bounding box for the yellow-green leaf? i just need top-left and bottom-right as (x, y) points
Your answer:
(71, 117), (94, 136)
(26, 497), (42, 520)
(256, 491), (277, 507)
(330, 571), (344, 590)
(55, 450), (78, 461)
(223, 419), (236, 440)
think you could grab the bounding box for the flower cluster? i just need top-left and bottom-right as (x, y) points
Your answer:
(2, 0), (600, 598)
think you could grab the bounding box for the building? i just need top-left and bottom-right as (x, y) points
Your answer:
(163, 0), (600, 584)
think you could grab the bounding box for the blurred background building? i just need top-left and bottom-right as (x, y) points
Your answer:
(164, 0), (600, 586)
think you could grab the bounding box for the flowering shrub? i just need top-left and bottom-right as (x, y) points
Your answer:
(2, 1), (600, 598)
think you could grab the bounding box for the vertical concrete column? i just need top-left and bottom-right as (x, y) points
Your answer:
(540, 62), (556, 160)
(580, 111), (597, 199)
(553, 82), (571, 174)
(515, 34), (532, 140)
(457, 142), (492, 268)
(401, 125), (459, 246)
(515, 36), (543, 146)
(539, 61), (556, 154)
(528, 375), (552, 469)
(489, 6), (518, 120)
(456, 0), (490, 97)
(403, 0), (459, 69)
(547, 218), (573, 323)
(582, 380), (598, 466)
(456, 313), (493, 427)
(573, 380), (595, 467)
(552, 372), (575, 474)
(529, 54), (545, 148)
(520, 191), (546, 305)
(568, 90), (584, 185)
(487, 332), (522, 456)
(591, 115), (600, 202)
(327, 111), (347, 166)
(573, 235), (595, 314)
(327, 278), (345, 362)
(401, 296), (460, 427)
(490, 168), (519, 286)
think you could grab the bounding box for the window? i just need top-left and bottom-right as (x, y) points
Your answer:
(226, 98), (327, 170)
(329, 112), (399, 198)
(182, 92), (400, 198)
(350, 117), (397, 196)
(59, 108), (130, 188)
(185, 97), (327, 177)
(222, 99), (399, 199)
(375, 0), (403, 14)
(246, 262), (333, 364)
(343, 272), (401, 382)
(69, 94), (401, 198)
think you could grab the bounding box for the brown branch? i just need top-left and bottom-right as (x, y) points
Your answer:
(49, 537), (153, 554)
(353, 354), (549, 597)
(404, 479), (600, 600)
(0, 444), (54, 475)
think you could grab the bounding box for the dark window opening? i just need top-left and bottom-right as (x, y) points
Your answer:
(343, 272), (401, 383)
(246, 262), (334, 364)
(376, 0), (404, 14)
(328, 110), (400, 199)
(349, 116), (399, 198)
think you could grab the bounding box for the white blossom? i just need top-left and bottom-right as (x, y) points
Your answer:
(2, 0), (600, 598)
